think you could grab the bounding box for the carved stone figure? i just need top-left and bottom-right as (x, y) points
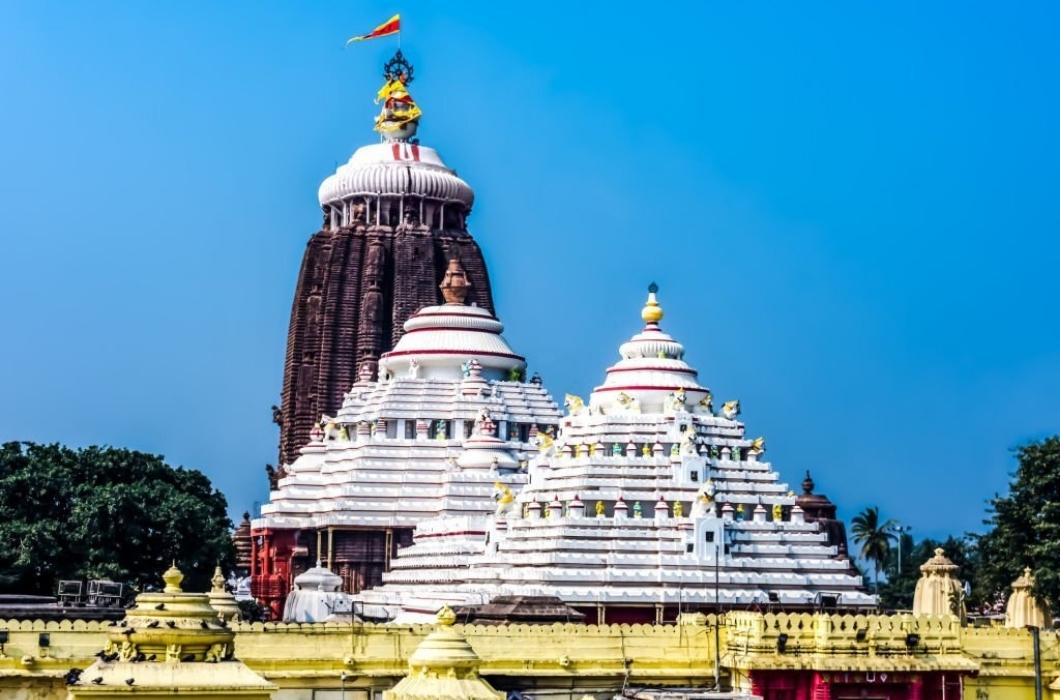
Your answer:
(680, 429), (698, 455)
(493, 481), (514, 517)
(616, 392), (641, 414)
(665, 388), (687, 413)
(563, 394), (586, 416)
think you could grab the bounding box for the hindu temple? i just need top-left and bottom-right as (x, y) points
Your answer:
(274, 49), (495, 466)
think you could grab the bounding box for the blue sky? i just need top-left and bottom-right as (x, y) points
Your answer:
(2, 2), (1058, 542)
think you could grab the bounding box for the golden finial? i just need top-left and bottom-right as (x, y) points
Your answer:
(641, 282), (664, 324)
(436, 604), (457, 627)
(162, 561), (184, 593)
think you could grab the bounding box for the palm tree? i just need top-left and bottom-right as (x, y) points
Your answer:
(851, 506), (896, 594)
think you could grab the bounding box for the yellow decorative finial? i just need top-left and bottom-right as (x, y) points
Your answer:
(211, 565), (226, 593)
(436, 604), (457, 627)
(162, 561), (184, 593)
(641, 282), (664, 324)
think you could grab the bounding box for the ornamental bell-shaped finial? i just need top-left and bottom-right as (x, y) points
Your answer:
(641, 282), (664, 325)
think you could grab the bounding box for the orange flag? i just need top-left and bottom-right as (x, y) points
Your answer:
(346, 14), (400, 45)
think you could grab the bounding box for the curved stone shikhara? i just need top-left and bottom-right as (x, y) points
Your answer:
(358, 288), (876, 621)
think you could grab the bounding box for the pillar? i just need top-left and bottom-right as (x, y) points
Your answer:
(811, 672), (831, 700)
(909, 673), (923, 700)
(327, 527), (334, 570)
(385, 528), (393, 570)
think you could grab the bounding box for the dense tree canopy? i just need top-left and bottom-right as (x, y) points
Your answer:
(0, 442), (233, 597)
(973, 436), (1060, 613)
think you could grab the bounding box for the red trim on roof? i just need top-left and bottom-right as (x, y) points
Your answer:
(415, 530), (487, 539)
(606, 366), (697, 375)
(593, 385), (707, 393)
(381, 349), (525, 361)
(403, 326), (499, 335)
(413, 311), (497, 320)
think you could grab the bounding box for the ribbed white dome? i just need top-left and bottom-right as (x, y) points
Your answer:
(318, 142), (474, 208)
(379, 304), (524, 380)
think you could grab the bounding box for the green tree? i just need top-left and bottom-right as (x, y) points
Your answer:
(878, 535), (978, 611)
(851, 506), (895, 594)
(973, 436), (1060, 613)
(0, 442), (233, 596)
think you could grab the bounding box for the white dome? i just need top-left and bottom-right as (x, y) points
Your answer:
(379, 304), (525, 381)
(318, 142), (474, 208)
(292, 565), (343, 592)
(590, 290), (709, 414)
(456, 433), (521, 471)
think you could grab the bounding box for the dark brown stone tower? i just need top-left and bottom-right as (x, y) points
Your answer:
(275, 51), (494, 465)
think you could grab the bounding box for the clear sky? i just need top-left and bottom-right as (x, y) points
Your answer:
(2, 2), (1058, 542)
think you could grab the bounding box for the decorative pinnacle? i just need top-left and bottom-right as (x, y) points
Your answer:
(162, 561), (184, 593)
(210, 565), (226, 593)
(383, 49), (414, 84)
(641, 282), (664, 324)
(439, 258), (471, 304)
(436, 604), (457, 627)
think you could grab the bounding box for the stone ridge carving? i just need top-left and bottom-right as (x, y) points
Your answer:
(277, 226), (494, 465)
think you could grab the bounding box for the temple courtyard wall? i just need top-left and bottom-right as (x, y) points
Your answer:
(0, 613), (1055, 699)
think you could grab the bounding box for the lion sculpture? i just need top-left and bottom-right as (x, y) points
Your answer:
(564, 394), (586, 416)
(616, 391), (641, 414)
(493, 481), (515, 517)
(690, 480), (717, 518)
(721, 400), (741, 420)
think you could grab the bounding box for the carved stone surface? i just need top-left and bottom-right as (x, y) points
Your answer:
(277, 225), (494, 465)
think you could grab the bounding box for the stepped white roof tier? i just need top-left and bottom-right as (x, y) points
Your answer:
(255, 287), (562, 533)
(357, 286), (875, 621)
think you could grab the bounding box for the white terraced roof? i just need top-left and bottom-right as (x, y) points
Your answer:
(255, 302), (562, 532)
(356, 291), (876, 616)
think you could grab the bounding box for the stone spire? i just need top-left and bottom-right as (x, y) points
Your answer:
(276, 53), (495, 465)
(1005, 567), (1051, 629)
(912, 548), (965, 618)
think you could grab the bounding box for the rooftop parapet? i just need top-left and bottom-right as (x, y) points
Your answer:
(725, 611), (975, 673)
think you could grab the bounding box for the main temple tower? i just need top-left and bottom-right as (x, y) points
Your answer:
(276, 51), (494, 466)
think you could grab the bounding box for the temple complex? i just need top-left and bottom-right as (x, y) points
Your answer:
(357, 286), (873, 623)
(253, 258), (562, 617)
(275, 50), (495, 466)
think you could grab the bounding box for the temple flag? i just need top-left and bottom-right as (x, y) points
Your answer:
(346, 14), (400, 45)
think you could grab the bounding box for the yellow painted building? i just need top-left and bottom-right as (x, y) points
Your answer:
(1, 612), (1055, 700)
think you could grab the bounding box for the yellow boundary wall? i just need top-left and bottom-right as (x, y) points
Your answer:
(1, 613), (1056, 700)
